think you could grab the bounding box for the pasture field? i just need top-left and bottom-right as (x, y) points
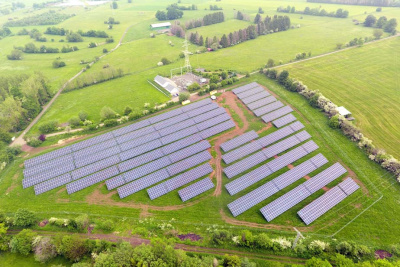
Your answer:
(187, 19), (252, 39)
(2, 74), (400, 248)
(277, 37), (400, 159)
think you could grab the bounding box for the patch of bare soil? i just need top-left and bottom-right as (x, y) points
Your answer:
(6, 173), (19, 194)
(178, 233), (202, 241)
(352, 203), (362, 209)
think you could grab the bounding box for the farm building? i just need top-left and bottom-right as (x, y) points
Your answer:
(150, 22), (171, 30)
(337, 106), (352, 118)
(154, 75), (180, 96)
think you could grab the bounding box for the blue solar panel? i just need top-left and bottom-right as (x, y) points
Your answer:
(160, 125), (199, 145)
(34, 173), (72, 195)
(111, 119), (151, 137)
(24, 146), (72, 168)
(119, 131), (161, 152)
(71, 155), (120, 180)
(241, 91), (271, 105)
(222, 141), (263, 164)
(220, 131), (259, 152)
(199, 120), (235, 139)
(261, 106), (293, 123)
(236, 87), (265, 99)
(73, 139), (117, 160)
(223, 151), (267, 179)
(247, 96), (277, 111)
(253, 101), (284, 117)
(232, 82), (259, 94)
(74, 146), (121, 168)
(148, 108), (183, 124)
(115, 125), (156, 145)
(22, 162), (75, 188)
(70, 132), (114, 152)
(178, 178), (214, 202)
(121, 156), (172, 182)
(181, 98), (212, 112)
(161, 134), (202, 155)
(66, 166), (120, 194)
(23, 154), (74, 179)
(262, 131), (311, 158)
(117, 169), (170, 198)
(158, 118), (196, 137)
(186, 103), (219, 118)
(196, 113), (231, 131)
(257, 122), (303, 147)
(303, 163), (347, 194)
(338, 177), (360, 195)
(272, 114), (297, 128)
(119, 139), (163, 161)
(105, 174), (126, 190)
(153, 113), (190, 130)
(167, 151), (212, 176)
(225, 165), (272, 195)
(192, 107), (226, 124)
(168, 140), (210, 163)
(118, 149), (164, 172)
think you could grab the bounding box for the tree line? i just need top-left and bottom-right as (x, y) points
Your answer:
(277, 5), (349, 18)
(306, 0), (400, 7)
(364, 14), (397, 33)
(155, 4), (184, 21)
(44, 27), (110, 38)
(4, 11), (74, 27)
(185, 11), (225, 30)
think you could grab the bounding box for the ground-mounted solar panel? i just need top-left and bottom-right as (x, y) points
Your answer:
(263, 131), (311, 158)
(105, 175), (126, 190)
(153, 113), (190, 131)
(22, 162), (75, 188)
(225, 165), (272, 195)
(119, 139), (163, 161)
(303, 163), (347, 194)
(167, 151), (212, 176)
(148, 108), (183, 124)
(181, 98), (212, 113)
(158, 118), (196, 137)
(24, 146), (72, 168)
(262, 106), (294, 123)
(161, 134), (202, 155)
(273, 154), (328, 190)
(160, 125), (199, 145)
(23, 154), (74, 179)
(111, 119), (150, 137)
(178, 178), (215, 202)
(253, 101), (284, 117)
(228, 181), (279, 217)
(246, 96), (277, 111)
(118, 149), (164, 172)
(74, 146), (121, 168)
(186, 103), (219, 118)
(71, 155), (120, 180)
(168, 140), (210, 163)
(192, 107), (226, 124)
(164, 163), (213, 192)
(297, 186), (347, 225)
(222, 141), (262, 165)
(257, 123), (297, 148)
(119, 131), (161, 152)
(224, 151), (267, 179)
(115, 125), (156, 145)
(289, 121), (305, 132)
(66, 166), (120, 194)
(302, 140), (319, 153)
(34, 173), (72, 195)
(220, 130), (259, 152)
(273, 114), (297, 128)
(260, 185), (312, 222)
(338, 177), (360, 195)
(199, 120), (235, 139)
(232, 82), (259, 94)
(147, 183), (168, 200)
(73, 139), (117, 160)
(196, 113), (231, 131)
(117, 169), (170, 198)
(70, 132), (114, 152)
(236, 86), (265, 100)
(121, 156), (172, 182)
(111, 120), (151, 138)
(241, 91), (271, 105)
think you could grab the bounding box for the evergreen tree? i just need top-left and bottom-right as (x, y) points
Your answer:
(254, 13), (262, 24)
(198, 35), (204, 46)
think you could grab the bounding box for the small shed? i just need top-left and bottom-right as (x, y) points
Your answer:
(337, 106), (352, 118)
(150, 22), (171, 30)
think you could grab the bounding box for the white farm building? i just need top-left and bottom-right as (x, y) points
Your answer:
(154, 75), (180, 96)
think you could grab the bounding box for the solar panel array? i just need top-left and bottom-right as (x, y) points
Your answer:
(227, 153), (327, 217)
(223, 131), (311, 178)
(253, 101), (284, 117)
(241, 91), (271, 105)
(178, 178), (215, 202)
(225, 144), (322, 196)
(272, 114), (297, 128)
(260, 162), (347, 222)
(232, 82), (259, 94)
(236, 86), (266, 100)
(262, 106), (294, 123)
(247, 96), (277, 111)
(220, 131), (259, 152)
(24, 98), (233, 196)
(298, 178), (359, 225)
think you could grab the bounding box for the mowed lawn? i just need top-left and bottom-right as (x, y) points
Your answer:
(278, 37), (400, 158)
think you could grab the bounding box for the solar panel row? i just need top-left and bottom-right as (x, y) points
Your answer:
(168, 140), (211, 163)
(118, 149), (165, 172)
(23, 162), (75, 188)
(246, 96), (277, 111)
(23, 154), (74, 179)
(241, 91), (271, 105)
(236, 86), (266, 100)
(158, 118), (196, 137)
(110, 119), (150, 137)
(227, 153), (326, 217)
(222, 141), (262, 165)
(262, 130), (311, 158)
(153, 113), (190, 131)
(232, 82), (259, 94)
(70, 132), (114, 152)
(262, 106), (294, 123)
(199, 120), (235, 139)
(186, 103), (219, 118)
(167, 151), (212, 176)
(66, 166), (120, 194)
(147, 163), (213, 200)
(253, 101), (284, 117)
(272, 114), (297, 128)
(148, 107), (183, 124)
(257, 121), (304, 147)
(24, 146), (72, 168)
(118, 131), (161, 152)
(181, 98), (212, 112)
(116, 125), (156, 145)
(220, 130), (259, 152)
(178, 178), (215, 202)
(161, 134), (202, 155)
(34, 173), (72, 195)
(196, 113), (230, 131)
(75, 145), (121, 168)
(298, 178), (359, 225)
(72, 155), (120, 181)
(119, 139), (163, 161)
(193, 107), (226, 124)
(73, 139), (117, 160)
(260, 162), (347, 222)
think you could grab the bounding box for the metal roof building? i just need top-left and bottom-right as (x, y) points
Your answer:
(150, 22), (171, 30)
(154, 75), (179, 96)
(337, 106), (352, 118)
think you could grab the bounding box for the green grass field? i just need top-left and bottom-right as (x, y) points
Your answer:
(277, 37), (400, 159)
